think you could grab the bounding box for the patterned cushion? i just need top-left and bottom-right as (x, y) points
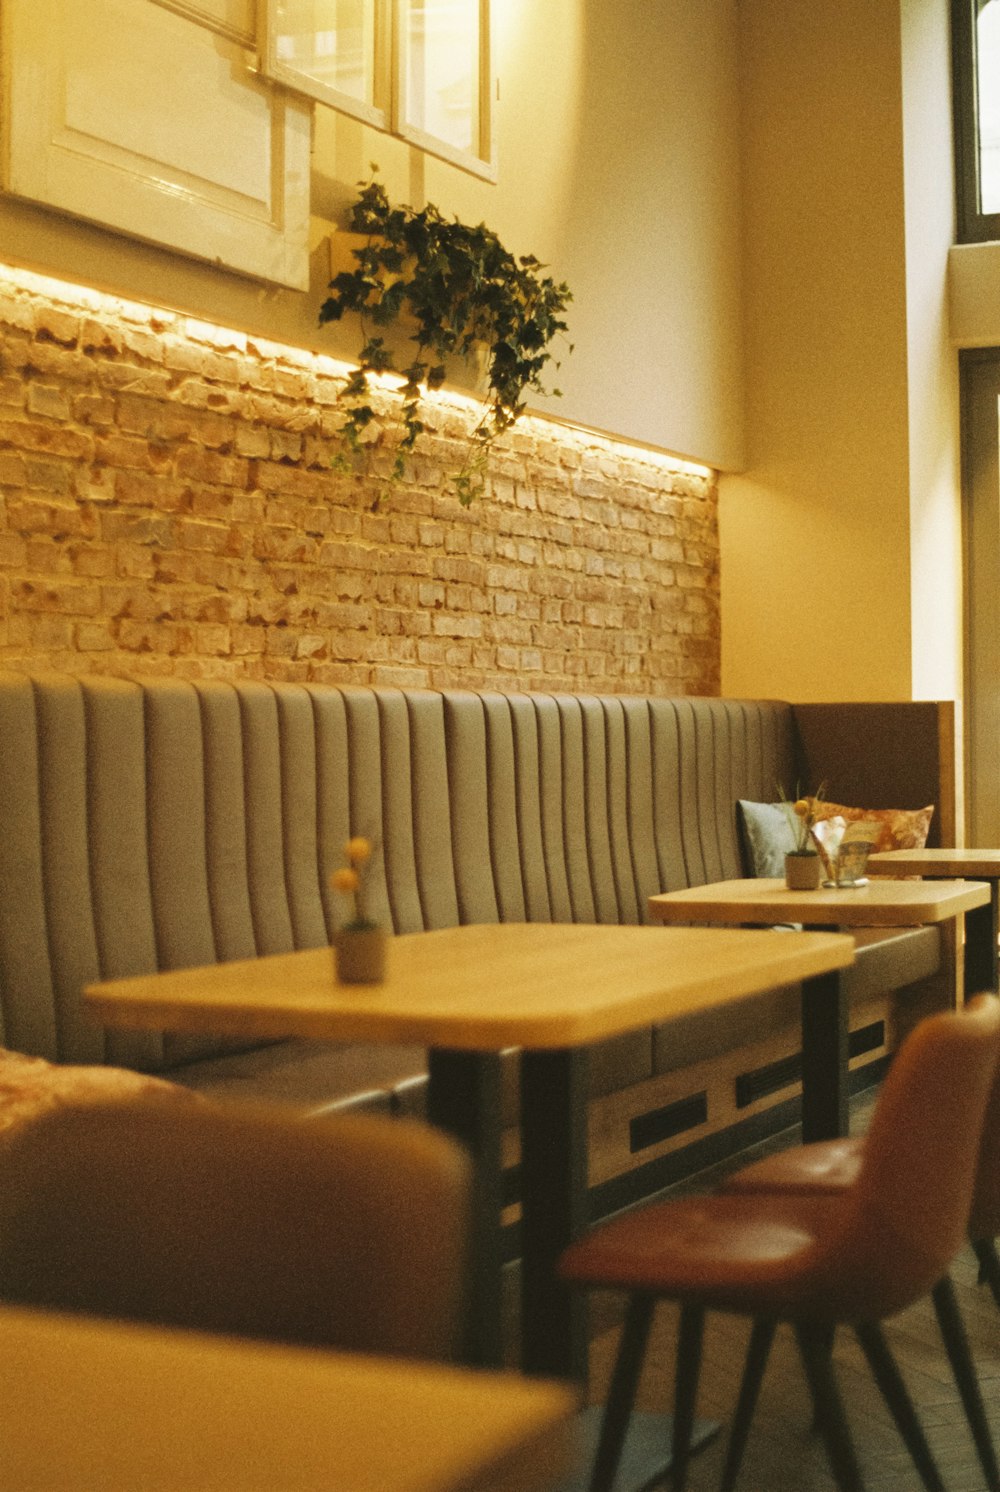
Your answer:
(737, 797), (935, 877)
(810, 800), (935, 854)
(0, 1048), (202, 1153)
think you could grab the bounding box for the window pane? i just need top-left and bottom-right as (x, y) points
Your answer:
(274, 0), (374, 105)
(401, 0), (480, 156)
(978, 0), (1000, 213)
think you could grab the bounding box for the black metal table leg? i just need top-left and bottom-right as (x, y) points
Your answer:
(800, 965), (849, 1141)
(964, 887), (999, 997)
(426, 1047), (504, 1368)
(519, 1046), (590, 1383)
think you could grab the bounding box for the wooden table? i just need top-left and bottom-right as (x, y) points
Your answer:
(0, 1303), (578, 1492)
(868, 848), (1000, 993)
(649, 877), (991, 1143)
(87, 922), (854, 1384)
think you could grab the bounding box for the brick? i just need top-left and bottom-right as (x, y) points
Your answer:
(26, 384), (71, 421)
(0, 281), (720, 689)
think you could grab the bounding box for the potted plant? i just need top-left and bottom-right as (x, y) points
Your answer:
(783, 791), (823, 890)
(318, 173), (572, 508)
(329, 836), (387, 983)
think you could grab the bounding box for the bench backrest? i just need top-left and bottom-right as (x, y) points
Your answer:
(0, 674), (951, 1071)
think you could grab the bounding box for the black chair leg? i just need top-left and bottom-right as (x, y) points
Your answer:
(670, 1302), (705, 1490)
(794, 1322), (865, 1491)
(973, 1236), (1000, 1310)
(587, 1294), (655, 1492)
(931, 1273), (1000, 1491)
(719, 1317), (776, 1492)
(854, 1320), (944, 1492)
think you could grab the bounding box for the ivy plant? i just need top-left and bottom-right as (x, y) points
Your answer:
(319, 175), (572, 507)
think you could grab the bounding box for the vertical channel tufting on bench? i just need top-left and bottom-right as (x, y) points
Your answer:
(234, 682), (296, 958)
(556, 696), (590, 919)
(577, 696), (620, 924)
(32, 679), (104, 1064)
(192, 681), (259, 964)
(273, 684), (330, 953)
(649, 698), (690, 892)
(555, 695), (598, 923)
(373, 688), (424, 935)
(309, 684), (352, 940)
(83, 677), (165, 1072)
(0, 675), (63, 1059)
(479, 693), (528, 923)
(338, 688), (392, 932)
(692, 699), (726, 885)
(532, 694), (576, 921)
(144, 680), (217, 976)
(406, 691), (461, 931)
(144, 679), (241, 1071)
(440, 691), (500, 926)
(506, 694), (554, 922)
(620, 698), (661, 924)
(601, 696), (642, 925)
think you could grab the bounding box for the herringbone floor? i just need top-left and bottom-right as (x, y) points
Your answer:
(576, 1094), (1000, 1490)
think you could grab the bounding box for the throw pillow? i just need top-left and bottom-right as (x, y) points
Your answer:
(736, 799), (801, 877)
(810, 800), (935, 854)
(0, 1048), (202, 1155)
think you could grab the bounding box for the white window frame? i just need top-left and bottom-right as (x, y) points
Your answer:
(391, 0), (496, 182)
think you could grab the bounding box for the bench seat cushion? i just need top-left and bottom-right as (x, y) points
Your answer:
(168, 1038), (428, 1118)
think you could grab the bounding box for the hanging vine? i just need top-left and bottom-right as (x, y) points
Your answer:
(319, 174), (572, 508)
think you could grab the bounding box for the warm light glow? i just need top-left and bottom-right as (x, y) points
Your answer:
(0, 258), (713, 482)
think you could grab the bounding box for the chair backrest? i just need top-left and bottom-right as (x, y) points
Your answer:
(0, 1099), (471, 1361)
(829, 992), (1000, 1315)
(968, 1011), (1000, 1242)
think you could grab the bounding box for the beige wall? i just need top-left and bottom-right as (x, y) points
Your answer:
(721, 0), (963, 707)
(0, 0), (745, 472)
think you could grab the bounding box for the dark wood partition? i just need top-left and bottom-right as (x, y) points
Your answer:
(791, 701), (958, 848)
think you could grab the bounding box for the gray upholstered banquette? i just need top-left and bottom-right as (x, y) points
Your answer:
(0, 674), (955, 1204)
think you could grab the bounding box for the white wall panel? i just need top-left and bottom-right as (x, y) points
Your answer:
(1, 0), (309, 289)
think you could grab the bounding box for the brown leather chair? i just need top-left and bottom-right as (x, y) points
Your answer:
(559, 994), (1000, 1492)
(0, 1099), (471, 1362)
(720, 992), (1000, 1492)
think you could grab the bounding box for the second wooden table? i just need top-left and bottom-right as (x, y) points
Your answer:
(649, 876), (991, 1144)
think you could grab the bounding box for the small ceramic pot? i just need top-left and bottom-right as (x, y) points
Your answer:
(785, 851), (821, 891)
(334, 927), (388, 984)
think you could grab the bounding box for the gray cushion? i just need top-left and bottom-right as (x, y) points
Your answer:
(737, 799), (800, 876)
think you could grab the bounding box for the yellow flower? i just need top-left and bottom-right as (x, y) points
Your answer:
(331, 866), (360, 894)
(345, 836), (372, 864)
(793, 799), (811, 819)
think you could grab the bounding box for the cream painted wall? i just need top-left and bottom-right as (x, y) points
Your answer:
(0, 0), (745, 471)
(721, 0), (962, 706)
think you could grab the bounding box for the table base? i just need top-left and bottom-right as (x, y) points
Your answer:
(553, 1408), (720, 1492)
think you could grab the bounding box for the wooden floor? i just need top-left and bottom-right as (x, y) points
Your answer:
(575, 1092), (1000, 1491)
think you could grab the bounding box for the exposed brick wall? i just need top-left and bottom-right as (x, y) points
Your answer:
(0, 267), (721, 694)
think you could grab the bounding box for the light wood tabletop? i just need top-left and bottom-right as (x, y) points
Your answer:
(86, 920), (856, 1050)
(865, 850), (1000, 996)
(0, 1304), (578, 1492)
(868, 848), (1000, 876)
(648, 876), (991, 928)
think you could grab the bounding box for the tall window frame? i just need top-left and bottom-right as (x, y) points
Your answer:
(953, 0), (1000, 241)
